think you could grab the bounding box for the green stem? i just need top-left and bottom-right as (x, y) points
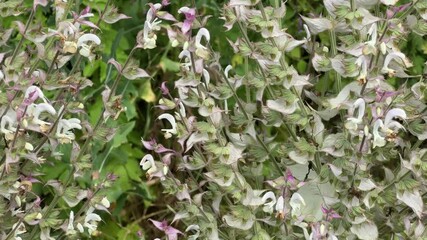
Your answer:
(329, 29), (341, 92)
(10, 9), (35, 64)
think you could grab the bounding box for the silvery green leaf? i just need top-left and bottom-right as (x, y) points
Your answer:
(62, 187), (87, 207)
(358, 178), (376, 191)
(182, 152), (206, 170)
(351, 8), (380, 30)
(330, 56), (359, 78)
(312, 53), (332, 72)
(297, 183), (336, 221)
(251, 228), (271, 240)
(221, 143), (244, 165)
(222, 214), (254, 230)
(295, 138), (316, 153)
(328, 163), (342, 177)
(242, 188), (265, 206)
(408, 118), (427, 140)
(122, 66), (150, 80)
(324, 0), (349, 17)
(267, 98), (298, 115)
(321, 134), (346, 157)
(289, 150), (310, 164)
(103, 6), (131, 24)
(397, 190), (424, 218)
(350, 221), (379, 240)
(356, 0), (379, 9)
(204, 168), (235, 187)
(185, 132), (209, 153)
(328, 82), (362, 108)
(301, 16), (333, 35)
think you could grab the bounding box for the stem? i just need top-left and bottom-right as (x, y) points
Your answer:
(83, 46), (136, 170)
(219, 68), (285, 173)
(10, 9), (35, 64)
(329, 29), (341, 92)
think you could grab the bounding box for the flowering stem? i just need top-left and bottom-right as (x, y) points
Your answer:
(256, 1), (309, 117)
(81, 46), (136, 172)
(10, 8), (35, 64)
(28, 189), (62, 239)
(234, 19), (298, 142)
(219, 68), (285, 173)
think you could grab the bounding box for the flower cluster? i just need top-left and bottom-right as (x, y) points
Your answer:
(0, 1), (139, 239)
(141, 0), (427, 239)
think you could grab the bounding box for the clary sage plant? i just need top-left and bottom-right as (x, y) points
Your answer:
(142, 0), (427, 239)
(0, 0), (152, 239)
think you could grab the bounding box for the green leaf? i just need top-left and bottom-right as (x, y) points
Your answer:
(160, 56), (180, 72)
(112, 121), (135, 148)
(294, 138), (316, 154)
(196, 121), (217, 134)
(139, 80), (156, 103)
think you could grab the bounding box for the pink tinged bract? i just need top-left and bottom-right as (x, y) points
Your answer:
(178, 7), (196, 34)
(161, 82), (170, 95)
(149, 219), (182, 240)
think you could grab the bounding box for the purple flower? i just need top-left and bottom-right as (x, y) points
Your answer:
(149, 219), (182, 240)
(321, 205), (341, 221)
(161, 82), (170, 95)
(162, 0), (171, 6)
(375, 88), (399, 102)
(142, 138), (157, 150)
(178, 7), (196, 34)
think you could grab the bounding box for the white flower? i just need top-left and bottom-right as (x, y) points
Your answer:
(24, 142), (34, 151)
(362, 23), (377, 55)
(55, 118), (82, 144)
(303, 24), (311, 41)
(66, 211), (77, 235)
(142, 21), (158, 49)
(261, 191), (277, 213)
(141, 5), (162, 49)
(12, 221), (26, 240)
(355, 56), (368, 84)
(80, 207), (102, 235)
(275, 195), (285, 219)
(25, 85), (48, 103)
(290, 193), (306, 218)
(381, 52), (412, 77)
(146, 3), (162, 23)
(345, 98), (365, 131)
(178, 49), (192, 70)
(373, 108), (406, 147)
(101, 197), (110, 208)
(63, 41), (77, 54)
(27, 103), (57, 128)
(158, 113), (177, 139)
(1, 109), (17, 140)
(384, 108), (406, 131)
(373, 119), (386, 148)
(186, 224), (200, 240)
(140, 154), (158, 177)
(195, 28), (210, 59)
(76, 33), (101, 58)
(202, 68), (210, 86)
